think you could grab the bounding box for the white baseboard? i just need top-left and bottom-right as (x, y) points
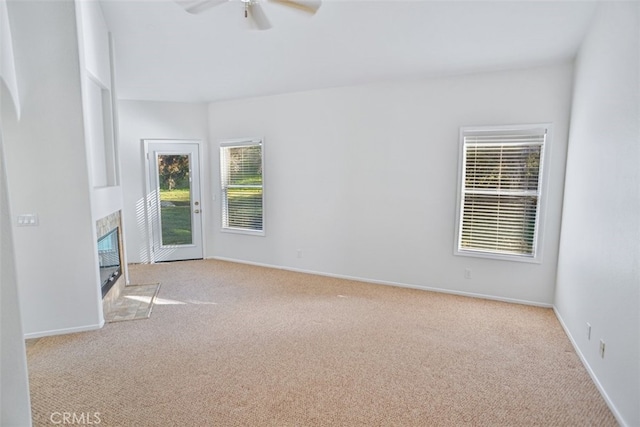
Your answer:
(24, 320), (104, 340)
(553, 307), (627, 427)
(208, 256), (552, 308)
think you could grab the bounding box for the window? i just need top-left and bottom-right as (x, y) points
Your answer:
(220, 139), (264, 234)
(455, 125), (548, 261)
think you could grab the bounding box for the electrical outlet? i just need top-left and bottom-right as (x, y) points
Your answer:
(587, 323), (591, 340)
(599, 340), (606, 359)
(464, 268), (472, 279)
(297, 249), (303, 259)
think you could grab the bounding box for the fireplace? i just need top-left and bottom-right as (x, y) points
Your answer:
(98, 227), (122, 298)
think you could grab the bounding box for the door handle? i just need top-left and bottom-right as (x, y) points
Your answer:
(194, 209), (200, 214)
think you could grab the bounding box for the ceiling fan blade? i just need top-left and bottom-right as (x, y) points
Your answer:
(175, 0), (228, 14)
(247, 2), (272, 30)
(269, 0), (321, 15)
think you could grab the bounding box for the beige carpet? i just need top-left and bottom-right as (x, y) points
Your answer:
(26, 260), (616, 426)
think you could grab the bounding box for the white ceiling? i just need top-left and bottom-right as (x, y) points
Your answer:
(99, 0), (597, 103)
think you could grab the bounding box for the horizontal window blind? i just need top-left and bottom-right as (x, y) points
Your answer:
(459, 129), (545, 258)
(220, 141), (263, 233)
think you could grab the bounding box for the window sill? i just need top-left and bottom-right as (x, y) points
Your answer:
(454, 248), (542, 264)
(221, 227), (265, 237)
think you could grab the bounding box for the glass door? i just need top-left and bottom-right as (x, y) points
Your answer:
(146, 141), (203, 262)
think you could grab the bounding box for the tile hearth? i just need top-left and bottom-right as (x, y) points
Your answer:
(104, 283), (160, 323)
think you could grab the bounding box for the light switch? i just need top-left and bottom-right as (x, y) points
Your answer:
(17, 214), (38, 226)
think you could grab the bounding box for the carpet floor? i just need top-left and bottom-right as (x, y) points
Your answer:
(26, 259), (617, 426)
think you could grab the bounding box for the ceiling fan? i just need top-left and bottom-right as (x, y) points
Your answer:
(175, 0), (321, 30)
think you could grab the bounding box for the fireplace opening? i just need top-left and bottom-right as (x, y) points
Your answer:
(98, 227), (122, 298)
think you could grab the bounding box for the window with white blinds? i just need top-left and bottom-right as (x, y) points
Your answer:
(456, 126), (548, 261)
(220, 139), (264, 234)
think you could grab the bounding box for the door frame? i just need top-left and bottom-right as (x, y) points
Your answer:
(143, 139), (204, 262)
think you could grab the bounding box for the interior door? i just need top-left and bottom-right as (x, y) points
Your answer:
(146, 141), (203, 262)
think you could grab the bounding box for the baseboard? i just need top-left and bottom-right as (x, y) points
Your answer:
(208, 256), (552, 308)
(553, 307), (628, 427)
(23, 320), (104, 340)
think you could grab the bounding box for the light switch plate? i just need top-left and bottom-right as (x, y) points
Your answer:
(17, 214), (38, 226)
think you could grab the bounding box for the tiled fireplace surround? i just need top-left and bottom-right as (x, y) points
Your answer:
(96, 211), (126, 317)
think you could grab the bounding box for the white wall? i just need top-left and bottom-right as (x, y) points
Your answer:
(0, 5), (31, 419)
(554, 2), (639, 426)
(2, 0), (102, 337)
(208, 63), (573, 305)
(1, 106), (32, 427)
(77, 0), (111, 88)
(76, 0), (123, 221)
(118, 100), (209, 264)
